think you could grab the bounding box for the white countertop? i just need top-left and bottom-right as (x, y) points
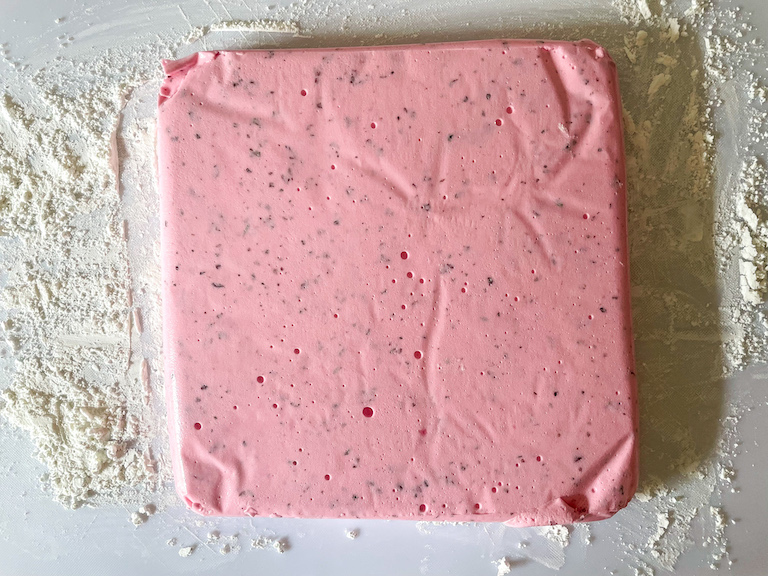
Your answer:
(1, 0), (767, 574)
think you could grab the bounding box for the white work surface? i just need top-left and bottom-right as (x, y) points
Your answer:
(1, 1), (767, 575)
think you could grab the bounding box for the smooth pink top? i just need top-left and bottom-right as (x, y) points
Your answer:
(157, 39), (638, 525)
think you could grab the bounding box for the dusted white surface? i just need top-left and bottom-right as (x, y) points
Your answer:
(1, 0), (767, 574)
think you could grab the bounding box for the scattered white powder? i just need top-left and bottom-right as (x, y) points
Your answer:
(178, 545), (195, 557)
(633, 561), (656, 576)
(131, 510), (148, 526)
(707, 506), (728, 570)
(185, 19), (303, 44)
(0, 27), (199, 509)
(131, 502), (157, 525)
(202, 529), (241, 554)
(251, 535), (290, 553)
(539, 525), (570, 549)
(494, 556), (513, 576)
(662, 17), (682, 43)
(647, 72), (672, 99)
(577, 524), (592, 545)
(209, 19), (301, 34)
(415, 521), (433, 535)
(648, 510), (671, 561)
(613, 0), (655, 25)
(0, 81), (156, 508)
(735, 160), (768, 305)
(219, 533), (242, 555)
(273, 537), (290, 553)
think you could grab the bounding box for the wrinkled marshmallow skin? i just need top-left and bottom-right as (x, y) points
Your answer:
(157, 40), (638, 524)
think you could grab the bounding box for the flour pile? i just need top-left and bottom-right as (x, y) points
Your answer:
(0, 76), (156, 508)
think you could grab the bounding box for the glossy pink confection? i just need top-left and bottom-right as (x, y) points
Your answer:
(157, 39), (638, 525)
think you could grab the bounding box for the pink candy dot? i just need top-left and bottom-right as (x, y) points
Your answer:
(495, 118), (503, 126)
(300, 89), (307, 96)
(362, 406), (374, 418)
(419, 504), (427, 513)
(506, 106), (513, 114)
(401, 251), (409, 260)
(583, 213), (589, 219)
(294, 348), (301, 354)
(414, 350), (423, 360)
(371, 122), (377, 129)
(325, 474), (331, 481)
(407, 272), (414, 279)
(257, 376), (264, 383)
(194, 422), (202, 430)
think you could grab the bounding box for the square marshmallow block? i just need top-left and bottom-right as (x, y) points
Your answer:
(157, 39), (638, 524)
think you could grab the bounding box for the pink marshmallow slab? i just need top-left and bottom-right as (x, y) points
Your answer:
(157, 39), (638, 524)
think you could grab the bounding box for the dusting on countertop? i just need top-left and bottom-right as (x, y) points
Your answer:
(251, 535), (291, 553)
(178, 545), (195, 557)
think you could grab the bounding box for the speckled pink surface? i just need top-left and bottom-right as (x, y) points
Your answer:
(157, 39), (638, 524)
